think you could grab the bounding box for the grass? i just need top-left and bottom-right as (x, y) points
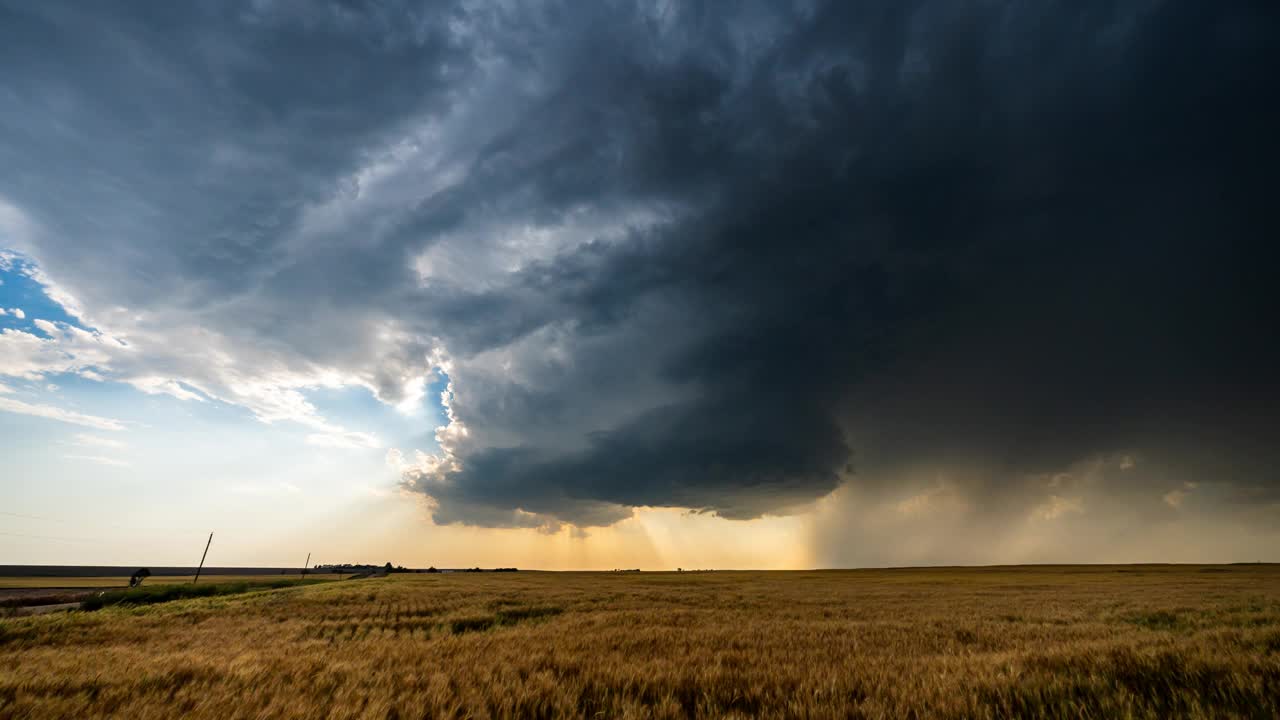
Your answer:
(0, 565), (1277, 718)
(0, 574), (353, 589)
(0, 575), (353, 613)
(78, 579), (332, 611)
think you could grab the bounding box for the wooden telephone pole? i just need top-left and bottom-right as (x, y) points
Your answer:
(193, 532), (213, 584)
(301, 552), (311, 578)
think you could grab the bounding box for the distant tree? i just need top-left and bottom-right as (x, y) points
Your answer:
(129, 568), (151, 588)
(384, 562), (393, 575)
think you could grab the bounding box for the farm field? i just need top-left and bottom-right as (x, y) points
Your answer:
(1, 565), (1278, 719)
(0, 576), (144, 590)
(0, 574), (353, 589)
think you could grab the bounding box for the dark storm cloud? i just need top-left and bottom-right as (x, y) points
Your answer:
(2, 1), (1276, 530)
(0, 0), (470, 303)
(409, 0), (1279, 527)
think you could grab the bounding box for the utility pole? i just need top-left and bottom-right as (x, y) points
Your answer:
(193, 532), (213, 584)
(301, 552), (311, 579)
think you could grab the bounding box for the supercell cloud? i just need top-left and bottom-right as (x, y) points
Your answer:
(0, 1), (1276, 540)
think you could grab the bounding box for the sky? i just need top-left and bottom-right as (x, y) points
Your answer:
(1, 0), (1277, 569)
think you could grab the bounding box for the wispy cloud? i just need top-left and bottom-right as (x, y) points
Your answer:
(0, 263), (384, 453)
(71, 433), (127, 449)
(0, 396), (125, 430)
(227, 481), (302, 496)
(63, 454), (131, 468)
(0, 321), (121, 380)
(306, 431), (381, 450)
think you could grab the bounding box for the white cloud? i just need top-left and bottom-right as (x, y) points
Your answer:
(71, 433), (127, 449)
(0, 323), (121, 379)
(0, 270), (389, 446)
(63, 454), (131, 468)
(385, 447), (407, 471)
(305, 431), (382, 450)
(127, 376), (205, 402)
(394, 375), (427, 415)
(228, 481), (304, 496)
(0, 308), (25, 319)
(0, 396), (125, 430)
(20, 262), (87, 321)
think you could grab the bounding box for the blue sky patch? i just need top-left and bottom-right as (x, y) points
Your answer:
(0, 251), (85, 331)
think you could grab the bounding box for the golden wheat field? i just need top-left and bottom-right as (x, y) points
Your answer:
(1, 565), (1277, 719)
